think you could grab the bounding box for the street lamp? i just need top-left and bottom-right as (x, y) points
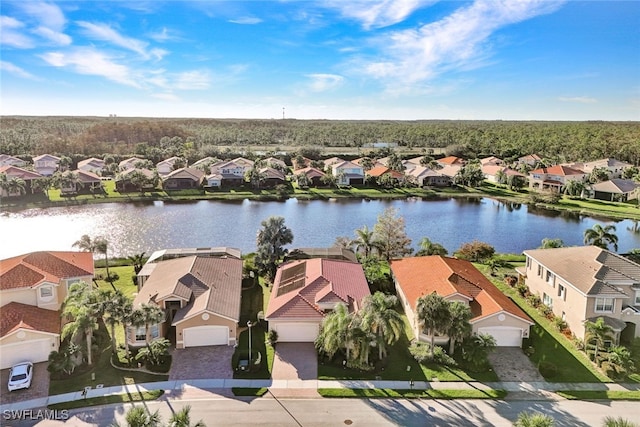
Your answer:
(247, 320), (253, 365)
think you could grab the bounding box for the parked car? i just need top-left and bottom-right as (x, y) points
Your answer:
(8, 362), (33, 392)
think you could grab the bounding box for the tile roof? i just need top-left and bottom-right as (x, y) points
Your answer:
(77, 157), (105, 168)
(293, 167), (325, 178)
(366, 166), (404, 178)
(259, 167), (285, 180)
(164, 167), (204, 181)
(437, 156), (464, 165)
(266, 259), (370, 320)
(523, 246), (639, 296)
(0, 251), (94, 290)
(591, 179), (639, 194)
(74, 169), (101, 183)
(33, 154), (61, 162)
(1, 302), (61, 337)
(0, 165), (43, 180)
(390, 256), (532, 323)
(530, 165), (585, 176)
(134, 256), (242, 323)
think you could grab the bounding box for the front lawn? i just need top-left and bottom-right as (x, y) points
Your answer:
(317, 388), (507, 399)
(48, 390), (164, 410)
(232, 323), (274, 379)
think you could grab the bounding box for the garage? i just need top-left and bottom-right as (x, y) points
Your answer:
(1, 338), (54, 370)
(477, 326), (523, 347)
(273, 323), (319, 342)
(183, 326), (229, 347)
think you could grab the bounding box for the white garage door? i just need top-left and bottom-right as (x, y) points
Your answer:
(478, 327), (523, 347)
(275, 323), (319, 342)
(183, 326), (229, 347)
(1, 338), (53, 369)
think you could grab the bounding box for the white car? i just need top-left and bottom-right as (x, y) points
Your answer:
(8, 362), (33, 392)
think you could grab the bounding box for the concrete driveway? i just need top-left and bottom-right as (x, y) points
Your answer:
(488, 347), (544, 382)
(272, 343), (317, 380)
(0, 362), (50, 404)
(169, 346), (235, 380)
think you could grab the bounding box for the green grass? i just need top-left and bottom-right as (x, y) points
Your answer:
(239, 278), (265, 324)
(556, 390), (640, 400)
(232, 324), (274, 379)
(95, 265), (138, 299)
(317, 388), (507, 399)
(232, 387), (269, 397)
(48, 390), (164, 410)
(477, 264), (611, 383)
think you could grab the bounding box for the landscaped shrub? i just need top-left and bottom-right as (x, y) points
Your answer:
(267, 329), (278, 347)
(553, 316), (568, 332)
(409, 342), (457, 366)
(538, 361), (559, 379)
(504, 275), (518, 287)
(523, 346), (535, 357)
(526, 294), (541, 308)
(538, 304), (553, 319)
(515, 283), (530, 297)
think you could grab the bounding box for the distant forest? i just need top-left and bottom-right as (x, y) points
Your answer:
(1, 116), (639, 164)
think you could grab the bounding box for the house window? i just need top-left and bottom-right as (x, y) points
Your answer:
(558, 284), (566, 301)
(595, 298), (614, 313)
(543, 293), (553, 308)
(66, 279), (81, 291)
(538, 265), (543, 277)
(526, 257), (531, 269)
(546, 271), (555, 287)
(40, 287), (53, 298)
(635, 291), (640, 306)
(135, 327), (146, 341)
(150, 324), (160, 339)
(561, 311), (566, 321)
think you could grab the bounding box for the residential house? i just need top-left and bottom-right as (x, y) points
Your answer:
(366, 166), (404, 185)
(191, 157), (217, 172)
(528, 165), (587, 193)
(32, 154), (61, 176)
(330, 160), (365, 186)
(391, 256), (533, 347)
(265, 258), (370, 342)
(131, 255), (242, 349)
(209, 158), (254, 187)
(436, 156), (465, 167)
(352, 157), (385, 171)
(262, 157), (287, 170)
(439, 164), (463, 179)
(0, 251), (94, 369)
(323, 157), (344, 169)
(156, 157), (182, 176)
(284, 247), (358, 263)
(407, 166), (452, 187)
(0, 165), (44, 197)
(293, 167), (326, 187)
(481, 165), (526, 184)
(518, 154), (542, 168)
(77, 157), (105, 175)
(259, 167), (286, 187)
(582, 158), (635, 179)
(61, 170), (102, 195)
(0, 154), (27, 168)
(162, 167), (204, 190)
(590, 179), (639, 202)
(517, 246), (640, 344)
(115, 168), (156, 192)
(119, 157), (145, 172)
(205, 172), (224, 188)
(480, 156), (504, 166)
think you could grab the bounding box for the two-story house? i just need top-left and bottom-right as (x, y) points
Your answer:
(156, 156), (184, 176)
(0, 154), (27, 168)
(265, 258), (370, 342)
(330, 160), (365, 186)
(517, 246), (640, 344)
(582, 158), (635, 180)
(32, 154), (61, 176)
(209, 157), (255, 187)
(77, 157), (106, 175)
(528, 165), (587, 193)
(0, 251), (94, 369)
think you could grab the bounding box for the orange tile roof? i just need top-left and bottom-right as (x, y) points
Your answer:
(390, 256), (531, 323)
(437, 156), (464, 165)
(266, 259), (370, 320)
(366, 166), (404, 178)
(0, 251), (94, 290)
(0, 302), (61, 337)
(530, 165), (585, 176)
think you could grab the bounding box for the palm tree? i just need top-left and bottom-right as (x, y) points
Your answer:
(0, 173), (9, 201)
(114, 406), (162, 427)
(93, 236), (115, 289)
(539, 238), (564, 249)
(416, 293), (452, 356)
(61, 299), (99, 365)
(138, 303), (166, 351)
(460, 333), (496, 371)
(584, 224), (619, 251)
(7, 177), (26, 196)
(359, 292), (403, 360)
(101, 290), (132, 356)
(254, 216), (294, 280)
(563, 179), (585, 197)
(168, 405), (206, 427)
(353, 225), (379, 259)
(315, 303), (354, 360)
(584, 317), (614, 363)
(416, 237), (448, 256)
(446, 302), (472, 354)
(128, 252), (147, 274)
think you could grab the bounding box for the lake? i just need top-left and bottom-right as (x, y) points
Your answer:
(2, 197), (639, 259)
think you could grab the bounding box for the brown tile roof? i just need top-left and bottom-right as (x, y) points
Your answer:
(0, 165), (43, 180)
(293, 167), (325, 179)
(0, 302), (60, 337)
(390, 256), (531, 323)
(164, 167), (204, 181)
(74, 169), (101, 183)
(524, 246), (639, 296)
(266, 259), (370, 320)
(0, 251), (94, 290)
(530, 165), (585, 176)
(135, 256), (242, 323)
(366, 166), (404, 178)
(437, 156), (464, 165)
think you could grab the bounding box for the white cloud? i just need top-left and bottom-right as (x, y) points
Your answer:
(175, 70), (211, 90)
(229, 17), (263, 25)
(17, 1), (71, 46)
(149, 27), (181, 42)
(0, 16), (35, 48)
(76, 21), (151, 58)
(557, 96), (597, 104)
(33, 26), (72, 46)
(0, 61), (39, 80)
(40, 47), (140, 88)
(305, 74), (345, 92)
(354, 0), (565, 92)
(152, 93), (181, 101)
(325, 0), (435, 29)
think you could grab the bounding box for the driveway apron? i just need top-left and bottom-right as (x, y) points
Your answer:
(487, 347), (545, 382)
(271, 343), (317, 380)
(0, 362), (50, 404)
(169, 346), (234, 380)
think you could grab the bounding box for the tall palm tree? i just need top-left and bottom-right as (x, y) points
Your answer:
(584, 224), (619, 251)
(416, 237), (448, 256)
(115, 406), (162, 427)
(584, 317), (614, 363)
(128, 252), (147, 274)
(315, 303), (354, 360)
(168, 405), (206, 427)
(359, 292), (403, 360)
(7, 177), (26, 196)
(93, 236), (114, 289)
(101, 290), (133, 357)
(446, 302), (472, 354)
(62, 284), (99, 365)
(138, 304), (166, 352)
(416, 293), (452, 356)
(255, 216), (294, 280)
(353, 225), (379, 259)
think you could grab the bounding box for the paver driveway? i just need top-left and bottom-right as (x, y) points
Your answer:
(0, 362), (50, 404)
(272, 343), (317, 380)
(169, 346), (235, 380)
(488, 347), (544, 382)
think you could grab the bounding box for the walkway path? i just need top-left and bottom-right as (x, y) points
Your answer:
(2, 379), (639, 413)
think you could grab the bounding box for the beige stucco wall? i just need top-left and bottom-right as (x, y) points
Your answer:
(175, 312), (238, 349)
(1, 330), (59, 348)
(472, 312), (531, 335)
(0, 288), (38, 307)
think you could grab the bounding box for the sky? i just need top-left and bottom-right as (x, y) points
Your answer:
(1, 1), (639, 121)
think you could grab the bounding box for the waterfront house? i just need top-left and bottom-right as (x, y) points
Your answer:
(209, 158), (254, 187)
(528, 165), (587, 192)
(330, 160), (365, 186)
(407, 166), (452, 187)
(156, 156), (184, 176)
(582, 158), (635, 179)
(131, 255), (242, 348)
(391, 256), (533, 347)
(590, 179), (639, 202)
(265, 258), (370, 342)
(366, 166), (404, 185)
(258, 167), (286, 187)
(517, 246), (640, 344)
(0, 165), (44, 197)
(0, 251), (94, 369)
(481, 165), (526, 184)
(61, 170), (102, 195)
(115, 168), (156, 192)
(32, 154), (61, 176)
(162, 167), (204, 190)
(0, 154), (27, 168)
(119, 157), (146, 172)
(293, 167), (326, 187)
(77, 157), (105, 175)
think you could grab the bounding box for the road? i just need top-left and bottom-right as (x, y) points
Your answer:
(8, 395), (640, 427)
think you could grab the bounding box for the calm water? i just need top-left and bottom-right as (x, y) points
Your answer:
(2, 198), (640, 259)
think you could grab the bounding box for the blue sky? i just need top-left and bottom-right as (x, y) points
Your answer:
(1, 1), (639, 120)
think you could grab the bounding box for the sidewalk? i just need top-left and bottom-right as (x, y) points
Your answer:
(2, 379), (639, 412)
